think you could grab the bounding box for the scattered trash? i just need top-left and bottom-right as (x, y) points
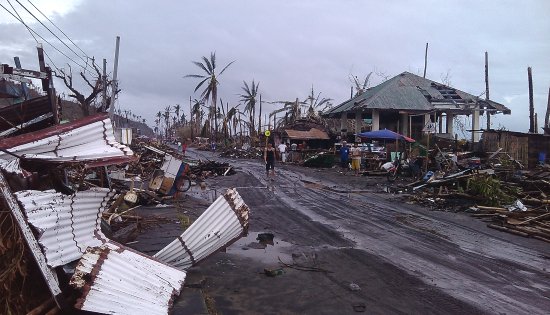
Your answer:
(352, 302), (366, 312)
(264, 267), (284, 277)
(349, 283), (361, 291)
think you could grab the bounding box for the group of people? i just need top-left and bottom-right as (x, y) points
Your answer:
(263, 141), (295, 179)
(339, 141), (363, 176)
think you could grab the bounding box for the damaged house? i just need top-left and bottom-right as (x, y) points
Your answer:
(322, 71), (511, 143)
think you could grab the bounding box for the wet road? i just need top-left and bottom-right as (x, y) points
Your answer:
(187, 149), (550, 314)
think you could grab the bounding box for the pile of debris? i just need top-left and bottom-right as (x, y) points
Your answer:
(404, 150), (550, 243)
(0, 114), (250, 314)
(189, 160), (236, 178)
(219, 146), (263, 159)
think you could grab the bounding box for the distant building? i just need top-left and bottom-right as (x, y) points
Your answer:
(322, 72), (511, 142)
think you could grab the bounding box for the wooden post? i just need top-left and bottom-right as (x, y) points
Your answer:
(485, 52), (491, 130)
(423, 43), (428, 78)
(528, 67), (535, 133)
(37, 45), (59, 124)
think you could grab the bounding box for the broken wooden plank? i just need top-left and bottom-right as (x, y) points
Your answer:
(487, 224), (530, 237)
(517, 212), (550, 225)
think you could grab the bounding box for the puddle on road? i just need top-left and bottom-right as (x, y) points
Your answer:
(227, 232), (293, 264)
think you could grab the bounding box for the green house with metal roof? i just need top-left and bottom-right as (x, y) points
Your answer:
(322, 72), (510, 142)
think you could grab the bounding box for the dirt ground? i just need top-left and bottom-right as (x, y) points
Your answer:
(130, 149), (550, 315)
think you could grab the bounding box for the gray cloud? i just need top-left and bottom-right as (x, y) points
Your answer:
(1, 0), (549, 134)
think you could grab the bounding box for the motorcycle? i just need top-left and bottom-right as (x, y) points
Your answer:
(386, 157), (422, 182)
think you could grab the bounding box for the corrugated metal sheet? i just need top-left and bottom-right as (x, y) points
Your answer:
(154, 188), (249, 269)
(285, 128), (330, 140)
(0, 113), (133, 164)
(70, 242), (186, 315)
(14, 188), (115, 267)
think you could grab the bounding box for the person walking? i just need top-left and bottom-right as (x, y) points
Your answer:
(350, 143), (362, 176)
(264, 142), (276, 179)
(278, 142), (288, 163)
(339, 141), (350, 173)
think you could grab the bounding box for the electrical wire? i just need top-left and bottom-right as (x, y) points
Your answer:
(25, 0), (90, 60)
(0, 1), (91, 73)
(13, 0), (90, 68)
(4, 0), (60, 72)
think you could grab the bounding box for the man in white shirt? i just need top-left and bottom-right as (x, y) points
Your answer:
(278, 142), (288, 163)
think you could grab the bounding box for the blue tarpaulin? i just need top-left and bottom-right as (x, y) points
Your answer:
(357, 129), (415, 143)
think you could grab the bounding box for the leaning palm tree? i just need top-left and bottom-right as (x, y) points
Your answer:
(240, 80), (259, 137)
(185, 52), (235, 141)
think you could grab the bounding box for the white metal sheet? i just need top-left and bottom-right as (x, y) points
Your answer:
(70, 242), (186, 315)
(15, 188), (115, 267)
(154, 188), (249, 269)
(0, 117), (133, 162)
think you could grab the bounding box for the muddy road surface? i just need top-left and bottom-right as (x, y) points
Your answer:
(181, 149), (550, 315)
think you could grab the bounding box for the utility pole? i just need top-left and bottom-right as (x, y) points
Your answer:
(545, 87), (550, 133)
(109, 36), (120, 121)
(485, 52), (491, 130)
(258, 94), (262, 134)
(423, 42), (428, 78)
(101, 58), (107, 112)
(528, 67), (535, 133)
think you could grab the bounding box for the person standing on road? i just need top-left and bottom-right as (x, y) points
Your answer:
(278, 142), (288, 163)
(340, 141), (350, 173)
(264, 142), (276, 179)
(350, 143), (362, 176)
(182, 140), (188, 156)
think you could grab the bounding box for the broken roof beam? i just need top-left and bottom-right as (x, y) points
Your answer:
(154, 188), (250, 269)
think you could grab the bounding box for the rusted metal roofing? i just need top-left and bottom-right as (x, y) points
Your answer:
(0, 113), (133, 164)
(324, 72), (511, 116)
(14, 188), (115, 267)
(284, 128), (330, 140)
(154, 188), (249, 269)
(70, 242), (186, 315)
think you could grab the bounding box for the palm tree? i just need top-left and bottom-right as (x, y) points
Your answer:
(174, 104), (181, 127)
(191, 99), (205, 137)
(163, 105), (171, 139)
(240, 80), (260, 137)
(185, 52), (235, 141)
(305, 86), (333, 118)
(350, 72), (372, 96)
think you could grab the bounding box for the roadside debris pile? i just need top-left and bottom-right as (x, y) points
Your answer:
(405, 151), (550, 242)
(0, 114), (250, 314)
(219, 146), (263, 159)
(189, 160), (236, 178)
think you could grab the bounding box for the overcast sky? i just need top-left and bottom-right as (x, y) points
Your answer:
(1, 0), (549, 137)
